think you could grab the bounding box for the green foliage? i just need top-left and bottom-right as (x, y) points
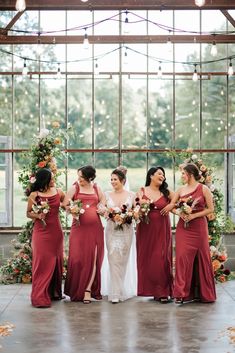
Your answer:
(0, 127), (68, 284)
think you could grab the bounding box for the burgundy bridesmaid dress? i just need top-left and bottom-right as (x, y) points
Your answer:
(31, 191), (64, 307)
(174, 183), (216, 302)
(136, 189), (173, 299)
(64, 183), (104, 301)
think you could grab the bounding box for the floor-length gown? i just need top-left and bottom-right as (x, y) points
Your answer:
(31, 191), (64, 307)
(136, 189), (173, 299)
(102, 191), (137, 302)
(174, 183), (216, 302)
(64, 182), (104, 301)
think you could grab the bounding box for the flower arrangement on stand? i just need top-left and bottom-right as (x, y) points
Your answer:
(0, 123), (69, 284)
(169, 149), (233, 283)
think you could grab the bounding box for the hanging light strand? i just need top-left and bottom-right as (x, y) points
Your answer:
(15, 0), (26, 12)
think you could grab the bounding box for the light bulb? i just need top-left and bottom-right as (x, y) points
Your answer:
(15, 0), (26, 12)
(192, 66), (198, 81)
(22, 60), (28, 76)
(123, 12), (129, 34)
(157, 64), (162, 79)
(57, 64), (62, 79)
(81, 0), (88, 2)
(228, 61), (234, 76)
(83, 32), (90, 50)
(211, 42), (217, 57)
(123, 50), (128, 65)
(94, 61), (99, 75)
(195, 0), (206, 6)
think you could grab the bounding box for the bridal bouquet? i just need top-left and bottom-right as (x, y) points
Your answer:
(31, 197), (50, 228)
(135, 197), (154, 224)
(175, 196), (200, 228)
(68, 199), (85, 225)
(107, 205), (134, 230)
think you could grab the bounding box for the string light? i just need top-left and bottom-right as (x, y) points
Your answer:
(157, 63), (162, 78)
(22, 59), (28, 76)
(81, 0), (88, 2)
(192, 64), (198, 81)
(228, 59), (234, 76)
(94, 60), (99, 75)
(15, 0), (26, 12)
(57, 63), (62, 79)
(211, 41), (218, 57)
(195, 0), (206, 6)
(123, 48), (128, 65)
(123, 10), (129, 34)
(83, 29), (90, 49)
(166, 31), (172, 51)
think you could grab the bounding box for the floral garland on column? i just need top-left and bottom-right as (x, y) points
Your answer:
(179, 151), (233, 282)
(0, 123), (68, 284)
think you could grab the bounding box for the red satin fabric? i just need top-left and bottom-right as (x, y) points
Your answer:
(174, 183), (216, 302)
(64, 183), (104, 301)
(136, 192), (173, 298)
(31, 192), (64, 307)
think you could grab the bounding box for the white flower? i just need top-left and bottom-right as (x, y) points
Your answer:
(29, 176), (36, 184)
(43, 209), (49, 214)
(210, 246), (217, 252)
(80, 208), (85, 214)
(191, 154), (198, 161)
(38, 129), (49, 138)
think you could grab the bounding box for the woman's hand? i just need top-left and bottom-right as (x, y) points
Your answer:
(184, 213), (196, 222)
(160, 203), (174, 216)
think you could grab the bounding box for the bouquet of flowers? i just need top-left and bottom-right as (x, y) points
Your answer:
(107, 204), (134, 230)
(175, 195), (200, 228)
(135, 197), (154, 224)
(31, 196), (50, 228)
(68, 199), (85, 225)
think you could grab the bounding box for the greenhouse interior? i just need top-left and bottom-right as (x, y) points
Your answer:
(1, 1), (235, 353)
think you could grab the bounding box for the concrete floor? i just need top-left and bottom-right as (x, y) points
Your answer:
(1, 282), (235, 353)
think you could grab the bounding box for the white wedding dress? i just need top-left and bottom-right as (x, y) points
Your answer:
(101, 191), (137, 302)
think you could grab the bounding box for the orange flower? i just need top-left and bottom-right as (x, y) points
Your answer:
(38, 161), (47, 168)
(212, 259), (221, 271)
(218, 254), (227, 262)
(54, 137), (61, 145)
(52, 121), (60, 128)
(219, 275), (226, 283)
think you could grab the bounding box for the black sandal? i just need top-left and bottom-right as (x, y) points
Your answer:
(83, 290), (91, 304)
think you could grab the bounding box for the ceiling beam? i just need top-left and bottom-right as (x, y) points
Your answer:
(1, 1), (235, 11)
(0, 34), (234, 45)
(221, 10), (235, 28)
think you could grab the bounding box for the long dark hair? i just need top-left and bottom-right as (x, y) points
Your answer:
(183, 163), (201, 181)
(145, 166), (169, 199)
(30, 168), (52, 193)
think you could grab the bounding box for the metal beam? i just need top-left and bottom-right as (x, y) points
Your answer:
(0, 0), (235, 11)
(221, 10), (235, 28)
(0, 34), (234, 45)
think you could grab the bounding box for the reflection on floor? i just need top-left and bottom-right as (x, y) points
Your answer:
(1, 281), (235, 353)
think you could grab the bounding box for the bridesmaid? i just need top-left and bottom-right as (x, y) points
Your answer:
(163, 163), (216, 304)
(27, 168), (65, 308)
(136, 166), (174, 303)
(63, 165), (105, 303)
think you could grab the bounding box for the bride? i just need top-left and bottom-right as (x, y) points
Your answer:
(101, 167), (137, 303)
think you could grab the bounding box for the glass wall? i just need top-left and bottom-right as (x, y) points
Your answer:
(0, 9), (234, 226)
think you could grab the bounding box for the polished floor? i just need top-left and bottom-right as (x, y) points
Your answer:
(1, 281), (235, 353)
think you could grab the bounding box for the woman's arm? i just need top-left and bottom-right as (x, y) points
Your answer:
(160, 189), (180, 216)
(26, 192), (45, 221)
(61, 185), (76, 209)
(97, 186), (106, 205)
